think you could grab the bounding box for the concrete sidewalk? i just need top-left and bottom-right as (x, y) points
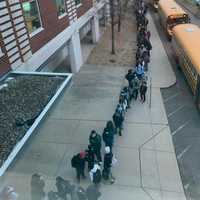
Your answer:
(0, 12), (185, 200)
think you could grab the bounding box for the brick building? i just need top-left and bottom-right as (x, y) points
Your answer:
(0, 0), (107, 77)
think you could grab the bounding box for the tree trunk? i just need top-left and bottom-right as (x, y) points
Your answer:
(117, 0), (121, 32)
(110, 0), (115, 54)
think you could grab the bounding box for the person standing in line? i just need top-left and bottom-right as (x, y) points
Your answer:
(85, 145), (95, 171)
(76, 186), (87, 200)
(30, 173), (45, 200)
(102, 125), (114, 150)
(70, 185), (85, 200)
(125, 69), (134, 87)
(55, 176), (71, 200)
(142, 50), (150, 71)
(106, 120), (116, 136)
(143, 37), (152, 56)
(140, 81), (148, 103)
(86, 184), (101, 200)
(71, 151), (86, 182)
(132, 75), (140, 100)
(146, 30), (151, 41)
(102, 146), (115, 184)
(120, 86), (131, 109)
(89, 130), (102, 163)
(135, 61), (145, 80)
(112, 106), (124, 136)
(89, 163), (102, 186)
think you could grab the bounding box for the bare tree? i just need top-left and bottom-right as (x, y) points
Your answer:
(117, 0), (122, 32)
(109, 0), (132, 53)
(110, 0), (115, 54)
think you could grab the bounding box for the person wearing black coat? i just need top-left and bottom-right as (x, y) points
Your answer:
(140, 81), (148, 103)
(106, 120), (116, 135)
(71, 151), (86, 182)
(102, 146), (115, 183)
(103, 147), (113, 170)
(55, 176), (71, 200)
(86, 184), (101, 200)
(85, 145), (95, 171)
(102, 127), (114, 150)
(125, 69), (134, 87)
(31, 173), (45, 200)
(143, 38), (152, 56)
(89, 130), (102, 163)
(112, 107), (124, 136)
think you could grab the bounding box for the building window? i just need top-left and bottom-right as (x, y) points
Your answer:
(75, 0), (81, 6)
(54, 0), (66, 17)
(22, 0), (42, 34)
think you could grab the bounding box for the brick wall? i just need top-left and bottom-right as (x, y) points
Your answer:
(27, 0), (70, 53)
(0, 36), (11, 76)
(76, 0), (93, 18)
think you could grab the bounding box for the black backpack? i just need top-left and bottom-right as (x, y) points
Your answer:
(71, 155), (79, 168)
(93, 169), (101, 184)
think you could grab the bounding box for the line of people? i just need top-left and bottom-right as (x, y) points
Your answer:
(69, 1), (152, 198)
(71, 122), (116, 185)
(29, 1), (152, 200)
(63, 1), (152, 199)
(30, 173), (101, 200)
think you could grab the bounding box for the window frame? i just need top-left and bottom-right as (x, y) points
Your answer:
(22, 0), (43, 37)
(54, 0), (67, 18)
(75, 0), (82, 7)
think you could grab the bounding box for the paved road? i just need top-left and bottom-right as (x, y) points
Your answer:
(176, 0), (200, 25)
(150, 9), (200, 200)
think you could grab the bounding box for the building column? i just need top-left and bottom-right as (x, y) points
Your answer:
(69, 30), (83, 73)
(106, 0), (110, 20)
(91, 15), (100, 43)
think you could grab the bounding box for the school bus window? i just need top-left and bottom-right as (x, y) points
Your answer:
(168, 16), (189, 27)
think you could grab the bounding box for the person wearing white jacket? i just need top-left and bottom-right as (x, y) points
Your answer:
(89, 163), (101, 185)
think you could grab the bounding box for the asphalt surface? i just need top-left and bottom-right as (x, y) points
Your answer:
(150, 8), (200, 200)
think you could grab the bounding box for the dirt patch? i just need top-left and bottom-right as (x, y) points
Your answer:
(87, 9), (137, 67)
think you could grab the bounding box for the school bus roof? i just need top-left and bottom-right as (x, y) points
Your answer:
(172, 24), (200, 74)
(158, 0), (188, 18)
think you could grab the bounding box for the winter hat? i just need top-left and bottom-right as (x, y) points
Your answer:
(105, 146), (110, 154)
(91, 130), (97, 137)
(79, 151), (86, 159)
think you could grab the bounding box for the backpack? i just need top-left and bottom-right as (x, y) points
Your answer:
(71, 155), (79, 168)
(93, 169), (101, 184)
(96, 134), (102, 147)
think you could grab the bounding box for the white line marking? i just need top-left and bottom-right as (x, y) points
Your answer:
(164, 93), (180, 103)
(177, 145), (191, 160)
(167, 105), (185, 117)
(172, 120), (191, 136)
(184, 183), (190, 190)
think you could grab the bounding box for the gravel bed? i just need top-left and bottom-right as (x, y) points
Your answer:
(0, 74), (65, 167)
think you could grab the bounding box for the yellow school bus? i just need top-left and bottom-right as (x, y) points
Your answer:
(172, 24), (200, 109)
(158, 0), (190, 38)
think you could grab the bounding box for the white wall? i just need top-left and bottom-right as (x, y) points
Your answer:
(40, 43), (69, 72)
